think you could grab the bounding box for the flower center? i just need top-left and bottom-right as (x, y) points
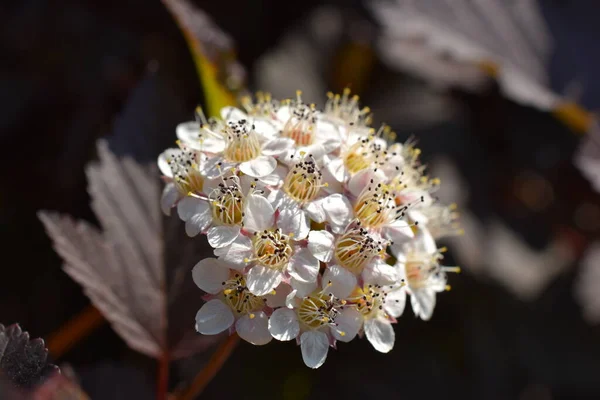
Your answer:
(297, 292), (343, 330)
(167, 147), (204, 195)
(324, 88), (372, 127)
(351, 284), (387, 317)
(283, 157), (324, 203)
(281, 99), (316, 146)
(223, 120), (261, 163)
(334, 228), (386, 275)
(209, 178), (244, 226)
(252, 229), (293, 270)
(354, 182), (397, 228)
(221, 273), (266, 315)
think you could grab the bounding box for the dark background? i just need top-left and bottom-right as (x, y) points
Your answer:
(2, 0), (600, 399)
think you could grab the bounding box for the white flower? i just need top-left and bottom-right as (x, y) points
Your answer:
(215, 198), (320, 296)
(268, 283), (361, 369)
(395, 228), (459, 320)
(157, 144), (205, 215)
(408, 203), (463, 240)
(347, 282), (406, 353)
(192, 258), (271, 345)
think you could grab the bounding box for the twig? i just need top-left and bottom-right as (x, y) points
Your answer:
(47, 305), (105, 358)
(157, 350), (170, 400)
(174, 334), (240, 400)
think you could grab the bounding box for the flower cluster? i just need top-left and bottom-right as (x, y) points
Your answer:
(158, 90), (462, 368)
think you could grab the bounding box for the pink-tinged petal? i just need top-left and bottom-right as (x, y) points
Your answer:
(236, 312), (272, 345)
(304, 198), (326, 223)
(192, 258), (229, 294)
(322, 194), (352, 232)
(307, 230), (335, 262)
(268, 308), (300, 341)
(331, 307), (362, 342)
(348, 168), (386, 197)
(364, 318), (395, 353)
(239, 155), (277, 178)
(326, 157), (346, 183)
(161, 183), (179, 216)
(247, 265), (284, 296)
(207, 225), (241, 249)
(266, 282), (293, 308)
(322, 265), (357, 299)
(300, 331), (329, 369)
(290, 278), (317, 298)
(362, 259), (399, 286)
(195, 300), (234, 335)
(244, 194), (275, 232)
(262, 138), (295, 156)
(278, 206), (310, 240)
(216, 235), (253, 268)
(287, 248), (320, 283)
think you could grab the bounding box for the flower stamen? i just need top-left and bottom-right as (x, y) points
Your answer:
(221, 273), (266, 315)
(223, 120), (261, 163)
(334, 227), (386, 275)
(283, 155), (326, 203)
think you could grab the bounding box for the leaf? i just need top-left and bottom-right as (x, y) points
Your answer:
(0, 324), (58, 388)
(38, 141), (219, 360)
(163, 0), (243, 117)
(369, 0), (561, 111)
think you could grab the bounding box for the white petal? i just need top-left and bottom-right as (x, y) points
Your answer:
(384, 288), (406, 318)
(247, 265), (284, 296)
(185, 212), (213, 237)
(362, 259), (399, 286)
(331, 307), (362, 342)
(220, 106), (247, 122)
(348, 168), (386, 197)
(253, 118), (279, 139)
(410, 289), (436, 320)
(326, 157), (345, 183)
(217, 235), (253, 268)
(258, 164), (288, 187)
(290, 278), (318, 298)
(266, 282), (293, 308)
(239, 155), (277, 178)
(202, 156), (236, 179)
(157, 148), (180, 178)
(236, 312), (272, 345)
(287, 248), (320, 283)
(207, 225), (241, 248)
(322, 194), (353, 232)
(161, 183), (179, 216)
(278, 206), (310, 240)
(300, 331), (329, 369)
(268, 308), (300, 341)
(175, 121), (202, 149)
(195, 300), (234, 335)
(307, 230), (335, 262)
(192, 258), (229, 294)
(322, 265), (357, 299)
(262, 138), (295, 156)
(276, 105), (291, 123)
(243, 194), (275, 232)
(285, 289), (299, 309)
(304, 198), (326, 223)
(383, 220), (415, 245)
(177, 196), (208, 221)
(416, 227), (438, 255)
(364, 318), (395, 353)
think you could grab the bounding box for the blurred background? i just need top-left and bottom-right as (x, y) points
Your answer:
(2, 0), (600, 399)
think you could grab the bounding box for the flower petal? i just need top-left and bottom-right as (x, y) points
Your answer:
(326, 157), (345, 183)
(331, 307), (362, 342)
(243, 194), (275, 232)
(247, 265), (284, 296)
(253, 118), (279, 140)
(278, 206), (310, 240)
(300, 331), (329, 369)
(216, 235), (253, 268)
(268, 308), (300, 341)
(304, 198), (326, 223)
(322, 264), (357, 299)
(262, 138), (295, 156)
(207, 225), (241, 248)
(161, 183), (179, 216)
(348, 168), (386, 197)
(175, 121), (202, 149)
(288, 248), (320, 283)
(195, 299), (234, 335)
(192, 258), (229, 294)
(384, 288), (406, 318)
(410, 288), (436, 320)
(307, 230), (335, 262)
(239, 155), (277, 178)
(221, 106), (247, 122)
(362, 258), (399, 285)
(202, 156), (236, 179)
(322, 194), (352, 233)
(157, 148), (181, 178)
(236, 312), (272, 345)
(186, 211), (213, 237)
(383, 220), (415, 245)
(364, 318), (395, 353)
(290, 278), (317, 298)
(177, 196), (207, 221)
(266, 282), (293, 308)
